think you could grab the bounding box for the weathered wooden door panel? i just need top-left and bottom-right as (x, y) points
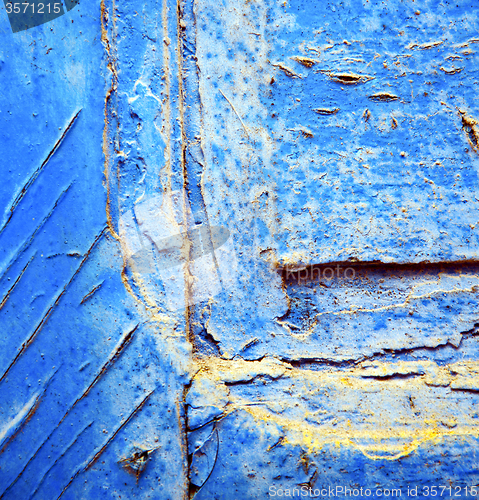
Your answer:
(1, 0), (479, 498)
(0, 1), (187, 498)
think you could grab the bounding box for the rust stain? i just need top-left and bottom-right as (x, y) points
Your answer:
(291, 56), (317, 68)
(314, 107), (339, 116)
(459, 109), (479, 153)
(271, 62), (302, 78)
(368, 92), (399, 102)
(324, 72), (374, 84)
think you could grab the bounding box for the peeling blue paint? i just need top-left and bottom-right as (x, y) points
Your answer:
(2, 0), (479, 498)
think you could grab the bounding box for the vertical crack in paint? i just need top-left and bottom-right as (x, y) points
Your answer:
(176, 2), (195, 496)
(101, 0), (120, 240)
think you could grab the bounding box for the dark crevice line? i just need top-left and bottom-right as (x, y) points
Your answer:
(360, 373), (422, 381)
(0, 227), (107, 384)
(2, 421), (93, 500)
(1, 426), (57, 499)
(0, 366), (59, 457)
(0, 429), (54, 499)
(179, 0), (226, 357)
(0, 255), (35, 311)
(0, 109), (82, 236)
(182, 0), (225, 303)
(0, 184), (73, 283)
(281, 356), (364, 370)
(61, 322), (139, 414)
(26, 421), (94, 500)
(0, 395), (42, 456)
(84, 391), (153, 470)
(56, 391), (154, 500)
(190, 427), (219, 499)
(2, 323), (137, 495)
(277, 324), (479, 370)
(280, 259), (479, 282)
(267, 435), (285, 452)
(80, 281), (104, 305)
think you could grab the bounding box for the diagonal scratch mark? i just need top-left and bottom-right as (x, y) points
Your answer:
(0, 394), (42, 455)
(1, 420), (93, 500)
(80, 281), (104, 305)
(56, 391), (154, 500)
(0, 227), (107, 383)
(0, 109), (82, 236)
(4, 321), (140, 493)
(84, 391), (154, 471)
(59, 322), (140, 419)
(219, 89), (250, 139)
(21, 421), (94, 500)
(0, 184), (73, 282)
(0, 323), (137, 496)
(0, 254), (35, 311)
(0, 366), (59, 456)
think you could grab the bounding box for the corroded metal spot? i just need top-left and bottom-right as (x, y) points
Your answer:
(119, 446), (159, 482)
(459, 109), (479, 153)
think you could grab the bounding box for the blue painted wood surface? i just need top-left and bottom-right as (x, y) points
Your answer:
(1, 0), (479, 498)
